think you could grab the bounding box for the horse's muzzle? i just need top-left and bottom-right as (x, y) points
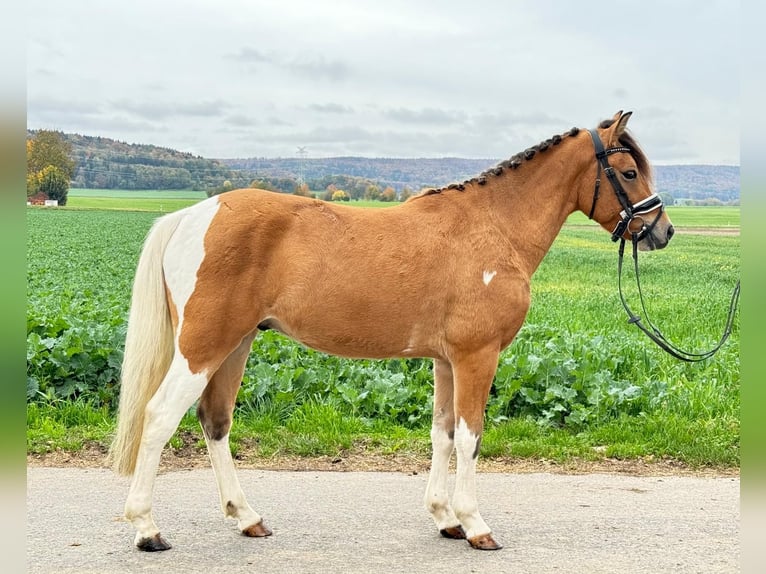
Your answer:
(639, 222), (674, 251)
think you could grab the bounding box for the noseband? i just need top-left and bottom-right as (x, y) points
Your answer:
(586, 129), (739, 362)
(587, 129), (663, 242)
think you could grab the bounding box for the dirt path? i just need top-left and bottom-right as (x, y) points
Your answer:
(673, 226), (739, 236)
(26, 443), (739, 478)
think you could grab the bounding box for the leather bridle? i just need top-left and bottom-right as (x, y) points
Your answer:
(587, 128), (664, 243)
(587, 128), (739, 362)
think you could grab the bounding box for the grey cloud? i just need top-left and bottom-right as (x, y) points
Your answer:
(286, 55), (351, 82)
(111, 99), (230, 120)
(224, 114), (259, 127)
(307, 103), (354, 114)
(382, 107), (467, 125)
(228, 47), (276, 64)
(29, 96), (102, 116)
(230, 45), (352, 82)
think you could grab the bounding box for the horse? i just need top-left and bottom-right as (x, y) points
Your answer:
(109, 110), (674, 552)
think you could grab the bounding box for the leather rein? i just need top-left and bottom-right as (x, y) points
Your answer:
(587, 129), (740, 362)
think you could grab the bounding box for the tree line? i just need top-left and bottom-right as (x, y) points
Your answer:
(26, 130), (740, 205)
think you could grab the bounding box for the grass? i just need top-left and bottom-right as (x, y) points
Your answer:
(68, 188), (208, 199)
(28, 398), (738, 467)
(65, 196), (202, 211)
(66, 188), (207, 211)
(566, 205), (740, 227)
(26, 200), (740, 470)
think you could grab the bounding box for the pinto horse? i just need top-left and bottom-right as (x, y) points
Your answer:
(110, 111), (674, 552)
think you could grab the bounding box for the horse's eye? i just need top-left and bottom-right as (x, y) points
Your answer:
(623, 170), (637, 180)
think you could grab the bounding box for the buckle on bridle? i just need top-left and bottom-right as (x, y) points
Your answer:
(611, 193), (663, 242)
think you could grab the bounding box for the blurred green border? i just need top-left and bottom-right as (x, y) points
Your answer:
(741, 2), (763, 572)
(1, 4), (27, 572)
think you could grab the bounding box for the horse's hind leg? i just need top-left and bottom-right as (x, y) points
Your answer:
(424, 358), (465, 539)
(124, 358), (209, 551)
(197, 332), (272, 538)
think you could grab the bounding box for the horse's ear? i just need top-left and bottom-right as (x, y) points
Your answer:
(613, 111), (633, 138)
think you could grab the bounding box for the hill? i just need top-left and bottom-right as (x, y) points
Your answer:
(221, 157), (740, 204)
(28, 130), (241, 191)
(31, 131), (739, 203)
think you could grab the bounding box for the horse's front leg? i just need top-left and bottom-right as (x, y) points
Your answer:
(451, 347), (503, 550)
(424, 359), (465, 539)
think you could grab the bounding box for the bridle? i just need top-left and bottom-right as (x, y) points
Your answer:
(587, 129), (664, 243)
(587, 129), (740, 362)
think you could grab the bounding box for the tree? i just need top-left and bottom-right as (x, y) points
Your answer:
(658, 192), (676, 206)
(37, 166), (70, 205)
(332, 189), (349, 202)
(293, 182), (312, 197)
(27, 131), (75, 180)
(27, 130), (76, 201)
(364, 184), (381, 201)
(381, 186), (396, 202)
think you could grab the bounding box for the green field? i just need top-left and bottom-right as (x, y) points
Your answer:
(63, 189), (743, 231)
(66, 188), (206, 211)
(68, 188), (208, 199)
(566, 205), (740, 228)
(26, 203), (740, 468)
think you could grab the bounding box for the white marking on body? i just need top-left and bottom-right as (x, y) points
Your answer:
(163, 196), (221, 343)
(482, 270), (497, 286)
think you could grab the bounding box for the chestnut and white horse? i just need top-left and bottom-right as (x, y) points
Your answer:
(110, 111), (674, 551)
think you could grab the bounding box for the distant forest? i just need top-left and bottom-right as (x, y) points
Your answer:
(35, 130), (740, 204)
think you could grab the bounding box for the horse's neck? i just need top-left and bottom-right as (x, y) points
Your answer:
(485, 159), (582, 277)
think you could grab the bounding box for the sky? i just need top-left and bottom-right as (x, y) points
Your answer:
(27, 0), (739, 164)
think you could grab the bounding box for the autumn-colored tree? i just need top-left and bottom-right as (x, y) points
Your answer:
(331, 189), (349, 201)
(293, 182), (312, 197)
(399, 186), (413, 202)
(364, 184), (381, 201)
(27, 130), (75, 201)
(381, 186), (396, 202)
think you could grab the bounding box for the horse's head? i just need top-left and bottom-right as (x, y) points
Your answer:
(581, 111), (674, 251)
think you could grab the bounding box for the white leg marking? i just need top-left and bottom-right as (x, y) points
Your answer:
(424, 425), (460, 531)
(452, 418), (490, 540)
(205, 432), (264, 531)
(124, 357), (209, 545)
(482, 270), (497, 286)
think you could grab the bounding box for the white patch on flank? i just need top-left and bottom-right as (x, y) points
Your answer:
(482, 270), (497, 286)
(163, 196), (221, 342)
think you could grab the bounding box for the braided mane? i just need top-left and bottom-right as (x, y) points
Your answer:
(422, 127), (581, 195)
(420, 119), (651, 196)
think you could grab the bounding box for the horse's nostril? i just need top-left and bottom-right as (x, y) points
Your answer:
(667, 225), (675, 241)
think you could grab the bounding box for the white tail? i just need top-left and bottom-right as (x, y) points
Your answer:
(109, 211), (184, 476)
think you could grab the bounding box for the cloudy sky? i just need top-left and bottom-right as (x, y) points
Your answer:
(27, 0), (738, 164)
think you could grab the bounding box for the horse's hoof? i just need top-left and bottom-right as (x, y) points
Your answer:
(136, 533), (172, 552)
(467, 533), (503, 550)
(242, 520), (273, 538)
(440, 525), (467, 540)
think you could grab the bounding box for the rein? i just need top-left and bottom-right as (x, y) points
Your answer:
(587, 129), (740, 362)
(617, 236), (740, 362)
